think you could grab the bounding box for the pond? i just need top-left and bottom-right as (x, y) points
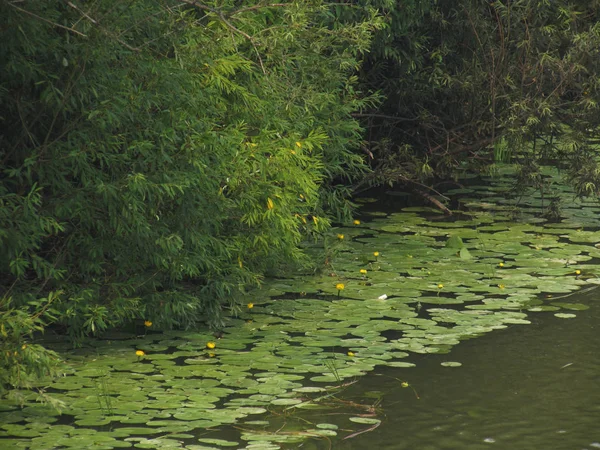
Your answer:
(1, 165), (600, 449)
(330, 289), (600, 450)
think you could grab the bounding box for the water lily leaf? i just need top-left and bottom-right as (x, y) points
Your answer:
(446, 235), (465, 248)
(550, 302), (590, 311)
(270, 398), (302, 406)
(196, 438), (240, 447)
(348, 417), (381, 424)
(459, 247), (473, 259)
(316, 423), (339, 430)
(441, 361), (462, 367)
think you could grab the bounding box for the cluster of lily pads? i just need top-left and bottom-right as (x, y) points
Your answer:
(1, 165), (598, 449)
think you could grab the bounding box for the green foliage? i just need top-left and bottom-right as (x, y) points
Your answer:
(351, 0), (600, 196)
(0, 292), (63, 403)
(0, 0), (381, 394)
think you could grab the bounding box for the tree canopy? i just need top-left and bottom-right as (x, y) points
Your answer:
(0, 0), (381, 396)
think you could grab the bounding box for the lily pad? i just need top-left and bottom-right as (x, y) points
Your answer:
(441, 361), (463, 367)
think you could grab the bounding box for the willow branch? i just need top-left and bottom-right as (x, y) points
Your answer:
(64, 1), (140, 52)
(180, 0), (253, 40)
(230, 3), (289, 16)
(180, 0), (266, 73)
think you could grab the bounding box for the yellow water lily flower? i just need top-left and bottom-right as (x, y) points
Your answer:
(437, 283), (444, 289)
(498, 262), (504, 267)
(360, 269), (367, 274)
(373, 251), (380, 257)
(247, 302), (254, 309)
(401, 381), (409, 388)
(206, 342), (216, 349)
(295, 141), (302, 148)
(337, 234), (344, 240)
(336, 283), (345, 290)
(144, 320), (152, 327)
(136, 350), (145, 357)
(347, 351), (355, 357)
(575, 269), (581, 275)
(498, 284), (505, 289)
(353, 219), (360, 225)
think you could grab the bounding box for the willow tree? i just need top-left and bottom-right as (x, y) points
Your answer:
(350, 0), (600, 206)
(0, 0), (382, 396)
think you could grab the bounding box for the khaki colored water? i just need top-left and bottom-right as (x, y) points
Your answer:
(328, 290), (600, 450)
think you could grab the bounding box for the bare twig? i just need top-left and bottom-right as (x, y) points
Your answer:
(180, 0), (253, 40)
(65, 1), (96, 23)
(6, 1), (87, 37)
(63, 0), (141, 52)
(343, 421), (381, 440)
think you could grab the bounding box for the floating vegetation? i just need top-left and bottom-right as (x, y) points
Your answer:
(1, 165), (599, 448)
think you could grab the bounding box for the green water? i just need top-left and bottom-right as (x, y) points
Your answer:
(328, 291), (600, 450)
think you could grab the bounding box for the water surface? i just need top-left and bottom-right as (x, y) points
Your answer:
(331, 291), (600, 450)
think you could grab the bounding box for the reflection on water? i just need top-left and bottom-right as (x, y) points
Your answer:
(332, 290), (600, 450)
